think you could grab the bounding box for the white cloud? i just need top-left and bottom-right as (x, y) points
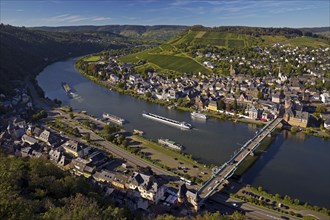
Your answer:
(92, 17), (112, 21)
(45, 14), (107, 23)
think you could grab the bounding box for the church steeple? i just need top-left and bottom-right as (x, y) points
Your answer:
(230, 65), (236, 77)
(278, 66), (282, 78)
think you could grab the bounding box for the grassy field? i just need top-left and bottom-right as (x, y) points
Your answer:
(130, 135), (211, 182)
(84, 55), (101, 62)
(159, 44), (176, 51)
(194, 38), (226, 46)
(287, 36), (329, 47)
(227, 39), (245, 48)
(134, 62), (162, 73)
(195, 31), (206, 38)
(120, 50), (210, 73)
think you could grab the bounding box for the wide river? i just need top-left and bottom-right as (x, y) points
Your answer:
(37, 58), (330, 209)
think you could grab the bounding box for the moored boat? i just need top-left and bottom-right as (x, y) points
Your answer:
(102, 113), (125, 125)
(158, 138), (183, 151)
(142, 112), (192, 129)
(191, 111), (207, 119)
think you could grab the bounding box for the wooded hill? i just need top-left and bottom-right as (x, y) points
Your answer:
(0, 24), (132, 95)
(0, 152), (132, 219)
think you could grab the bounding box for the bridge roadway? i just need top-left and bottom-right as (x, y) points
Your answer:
(197, 117), (283, 204)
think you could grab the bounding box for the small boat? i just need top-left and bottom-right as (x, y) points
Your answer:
(61, 82), (75, 98)
(191, 111), (207, 120)
(158, 138), (183, 151)
(102, 113), (125, 125)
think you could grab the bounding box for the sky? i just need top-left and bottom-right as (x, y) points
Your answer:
(0, 0), (329, 28)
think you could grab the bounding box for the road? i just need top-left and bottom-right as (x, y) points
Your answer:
(26, 78), (54, 110)
(209, 193), (295, 220)
(52, 109), (176, 179)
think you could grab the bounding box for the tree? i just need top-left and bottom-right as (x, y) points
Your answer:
(290, 126), (298, 133)
(228, 211), (246, 220)
(316, 104), (326, 114)
(284, 195), (292, 203)
(69, 112), (74, 119)
(274, 193), (281, 200)
(232, 98), (238, 113)
(84, 133), (90, 142)
(118, 82), (125, 89)
(145, 91), (152, 98)
(217, 99), (226, 110)
(226, 103), (231, 112)
(103, 124), (118, 135)
(122, 139), (128, 147)
(73, 128), (80, 137)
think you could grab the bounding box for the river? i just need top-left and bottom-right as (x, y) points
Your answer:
(37, 58), (330, 209)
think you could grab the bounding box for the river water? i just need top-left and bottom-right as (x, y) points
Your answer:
(37, 58), (330, 209)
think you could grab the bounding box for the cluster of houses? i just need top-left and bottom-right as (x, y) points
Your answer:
(197, 44), (329, 77)
(0, 85), (33, 115)
(1, 112), (199, 213)
(87, 45), (330, 129)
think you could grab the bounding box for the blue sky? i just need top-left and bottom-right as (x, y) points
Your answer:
(1, 0), (329, 27)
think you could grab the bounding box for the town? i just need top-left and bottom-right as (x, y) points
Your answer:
(76, 43), (330, 135)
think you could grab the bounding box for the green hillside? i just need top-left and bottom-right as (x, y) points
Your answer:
(120, 48), (210, 74)
(120, 26), (329, 75)
(169, 30), (252, 48)
(170, 29), (329, 48)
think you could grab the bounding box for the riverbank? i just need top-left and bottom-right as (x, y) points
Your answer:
(224, 182), (330, 219)
(74, 60), (292, 180)
(51, 107), (212, 185)
(75, 61), (268, 128)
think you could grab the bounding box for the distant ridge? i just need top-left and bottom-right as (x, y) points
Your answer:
(30, 25), (188, 41)
(0, 24), (128, 95)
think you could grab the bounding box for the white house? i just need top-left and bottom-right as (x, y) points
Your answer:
(128, 172), (165, 204)
(320, 93), (330, 104)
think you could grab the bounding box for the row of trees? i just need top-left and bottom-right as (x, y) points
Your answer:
(0, 152), (131, 219)
(49, 121), (81, 137)
(250, 186), (330, 216)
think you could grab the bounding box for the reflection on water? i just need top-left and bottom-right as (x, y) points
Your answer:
(243, 132), (330, 208)
(37, 58), (330, 209)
